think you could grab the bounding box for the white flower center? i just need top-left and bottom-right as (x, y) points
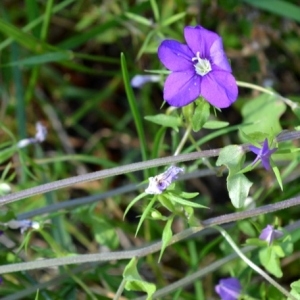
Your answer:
(192, 52), (212, 76)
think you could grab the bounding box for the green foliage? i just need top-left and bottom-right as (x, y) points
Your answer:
(159, 216), (174, 262)
(145, 114), (182, 131)
(240, 94), (286, 140)
(289, 280), (300, 300)
(216, 145), (253, 208)
(259, 245), (284, 278)
(123, 257), (156, 300)
(191, 98), (210, 132)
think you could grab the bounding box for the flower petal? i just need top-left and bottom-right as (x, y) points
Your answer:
(249, 145), (261, 155)
(158, 40), (194, 71)
(201, 71), (238, 108)
(261, 157), (271, 170)
(210, 37), (232, 72)
(163, 71), (201, 107)
(184, 25), (220, 58)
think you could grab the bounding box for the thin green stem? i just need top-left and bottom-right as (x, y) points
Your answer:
(113, 278), (126, 300)
(236, 80), (298, 110)
(215, 226), (295, 300)
(173, 125), (192, 156)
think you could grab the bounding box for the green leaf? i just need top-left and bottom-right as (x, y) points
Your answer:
(0, 209), (16, 223)
(125, 12), (152, 26)
(289, 280), (300, 300)
(242, 0), (300, 23)
(161, 12), (186, 27)
(281, 235), (294, 256)
(245, 237), (270, 247)
(259, 246), (283, 278)
(150, 0), (160, 22)
(145, 114), (182, 131)
(2, 51), (72, 67)
(240, 93), (286, 141)
(176, 191), (199, 199)
(136, 196), (157, 236)
(272, 163), (283, 191)
(216, 145), (252, 208)
(216, 145), (245, 173)
(192, 98), (210, 132)
(203, 120), (229, 129)
(124, 192), (148, 219)
(158, 194), (175, 212)
(239, 129), (268, 144)
(238, 220), (256, 237)
(166, 193), (207, 209)
(91, 217), (119, 249)
(227, 173), (253, 208)
(158, 217), (173, 262)
(123, 258), (156, 300)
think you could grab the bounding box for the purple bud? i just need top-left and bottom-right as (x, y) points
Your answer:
(7, 219), (40, 234)
(17, 122), (47, 148)
(145, 166), (184, 194)
(131, 75), (160, 88)
(259, 225), (283, 245)
(215, 277), (242, 300)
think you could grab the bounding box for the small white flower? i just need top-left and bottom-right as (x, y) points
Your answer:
(131, 75), (160, 88)
(17, 122), (47, 148)
(35, 122), (47, 142)
(6, 219), (40, 234)
(145, 166), (184, 194)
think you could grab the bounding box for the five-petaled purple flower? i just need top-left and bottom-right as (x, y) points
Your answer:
(249, 138), (277, 171)
(145, 165), (184, 194)
(157, 25), (238, 108)
(215, 277), (242, 300)
(259, 225), (283, 245)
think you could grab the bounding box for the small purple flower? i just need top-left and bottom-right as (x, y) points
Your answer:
(7, 219), (40, 234)
(215, 277), (242, 300)
(17, 122), (47, 148)
(259, 225), (283, 245)
(157, 25), (238, 108)
(249, 139), (277, 171)
(131, 75), (160, 88)
(145, 166), (184, 194)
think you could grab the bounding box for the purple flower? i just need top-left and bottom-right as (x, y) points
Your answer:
(17, 122), (47, 148)
(215, 277), (242, 300)
(6, 219), (40, 234)
(259, 225), (283, 245)
(249, 139), (277, 171)
(157, 25), (238, 108)
(131, 74), (160, 88)
(145, 166), (184, 194)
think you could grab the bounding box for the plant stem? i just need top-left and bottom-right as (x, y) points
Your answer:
(113, 278), (126, 300)
(174, 125), (192, 156)
(215, 226), (295, 300)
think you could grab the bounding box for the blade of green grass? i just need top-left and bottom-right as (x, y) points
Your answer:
(242, 0), (300, 23)
(2, 51), (73, 67)
(0, 0), (76, 51)
(40, 0), (55, 41)
(120, 53), (149, 178)
(25, 0), (40, 37)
